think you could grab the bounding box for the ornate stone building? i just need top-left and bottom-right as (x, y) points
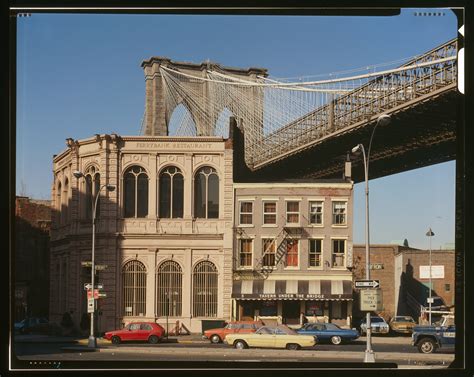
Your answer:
(50, 135), (234, 333)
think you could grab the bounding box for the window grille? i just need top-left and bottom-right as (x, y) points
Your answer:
(192, 261), (218, 317)
(309, 201), (323, 224)
(309, 239), (322, 267)
(263, 202), (277, 225)
(122, 260), (147, 316)
(194, 167), (219, 219)
(332, 201), (347, 225)
(286, 201), (300, 224)
(156, 260), (183, 317)
(159, 166), (184, 218)
(262, 238), (276, 267)
(124, 166), (149, 218)
(239, 239), (253, 267)
(332, 239), (346, 267)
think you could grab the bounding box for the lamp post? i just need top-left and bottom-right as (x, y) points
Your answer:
(426, 228), (435, 325)
(351, 114), (391, 363)
(73, 170), (115, 348)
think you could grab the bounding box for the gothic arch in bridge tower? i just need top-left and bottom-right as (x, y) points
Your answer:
(141, 56), (268, 137)
(168, 103), (198, 137)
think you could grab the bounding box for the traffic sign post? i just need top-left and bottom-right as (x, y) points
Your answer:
(87, 298), (95, 313)
(355, 280), (380, 289)
(84, 283), (104, 290)
(359, 288), (383, 311)
(87, 289), (100, 299)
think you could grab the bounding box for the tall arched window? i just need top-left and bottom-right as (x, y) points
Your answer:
(56, 180), (62, 225)
(192, 261), (218, 317)
(122, 260), (147, 316)
(83, 167), (100, 219)
(159, 166), (184, 218)
(194, 167), (219, 219)
(124, 166), (148, 218)
(62, 178), (69, 224)
(156, 260), (183, 317)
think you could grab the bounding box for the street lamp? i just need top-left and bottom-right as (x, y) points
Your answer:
(426, 228), (435, 325)
(351, 114), (391, 363)
(73, 170), (115, 348)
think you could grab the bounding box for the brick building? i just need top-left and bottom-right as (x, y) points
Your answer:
(15, 196), (52, 320)
(352, 244), (455, 322)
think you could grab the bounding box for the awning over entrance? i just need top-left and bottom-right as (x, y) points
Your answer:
(232, 279), (353, 300)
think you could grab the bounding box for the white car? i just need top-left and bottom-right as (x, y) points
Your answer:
(359, 316), (390, 335)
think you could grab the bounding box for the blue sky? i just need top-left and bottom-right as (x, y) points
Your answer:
(16, 10), (458, 249)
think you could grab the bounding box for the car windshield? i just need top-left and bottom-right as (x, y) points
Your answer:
(362, 317), (384, 323)
(325, 323), (341, 330)
(393, 316), (414, 322)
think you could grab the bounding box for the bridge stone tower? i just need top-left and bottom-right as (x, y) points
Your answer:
(141, 57), (268, 136)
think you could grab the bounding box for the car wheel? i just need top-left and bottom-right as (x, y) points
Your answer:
(234, 340), (248, 349)
(148, 335), (160, 344)
(210, 334), (221, 344)
(418, 338), (437, 354)
(286, 343), (300, 350)
(111, 336), (121, 345)
(330, 336), (342, 345)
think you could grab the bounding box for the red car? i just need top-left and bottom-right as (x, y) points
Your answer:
(104, 322), (165, 344)
(203, 320), (263, 344)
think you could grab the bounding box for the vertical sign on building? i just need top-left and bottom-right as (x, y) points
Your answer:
(346, 242), (353, 268)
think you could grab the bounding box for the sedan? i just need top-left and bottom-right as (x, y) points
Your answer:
(297, 322), (359, 345)
(359, 316), (390, 335)
(203, 320), (263, 344)
(224, 325), (316, 350)
(389, 316), (416, 335)
(104, 322), (165, 344)
(14, 317), (51, 335)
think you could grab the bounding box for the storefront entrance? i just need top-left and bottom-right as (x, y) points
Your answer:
(282, 301), (301, 325)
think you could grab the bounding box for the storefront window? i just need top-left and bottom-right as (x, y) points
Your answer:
(259, 301), (277, 316)
(305, 301), (324, 316)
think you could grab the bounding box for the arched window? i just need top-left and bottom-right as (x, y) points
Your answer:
(192, 261), (218, 317)
(83, 167), (100, 219)
(124, 166), (148, 218)
(56, 180), (62, 225)
(194, 167), (219, 219)
(156, 260), (182, 317)
(62, 178), (69, 224)
(159, 166), (184, 218)
(122, 260), (147, 316)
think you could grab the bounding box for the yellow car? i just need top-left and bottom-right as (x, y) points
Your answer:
(224, 325), (316, 350)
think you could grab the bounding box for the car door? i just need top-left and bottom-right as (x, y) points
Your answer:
(442, 325), (456, 348)
(250, 327), (274, 348)
(125, 323), (141, 341)
(140, 323), (153, 340)
(273, 327), (288, 348)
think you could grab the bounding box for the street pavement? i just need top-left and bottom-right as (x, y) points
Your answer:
(12, 333), (455, 368)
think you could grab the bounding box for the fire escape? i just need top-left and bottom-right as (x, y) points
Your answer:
(233, 224), (307, 280)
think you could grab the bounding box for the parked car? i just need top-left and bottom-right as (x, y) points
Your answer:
(359, 316), (390, 335)
(297, 322), (359, 345)
(203, 320), (263, 344)
(224, 325), (316, 350)
(14, 317), (52, 334)
(104, 322), (165, 344)
(412, 314), (455, 354)
(389, 316), (416, 335)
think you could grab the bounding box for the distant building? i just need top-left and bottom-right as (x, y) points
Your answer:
(352, 245), (455, 322)
(15, 196), (52, 320)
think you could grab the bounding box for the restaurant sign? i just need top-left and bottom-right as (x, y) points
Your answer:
(235, 293), (351, 300)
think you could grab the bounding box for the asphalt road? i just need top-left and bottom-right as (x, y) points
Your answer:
(12, 337), (455, 369)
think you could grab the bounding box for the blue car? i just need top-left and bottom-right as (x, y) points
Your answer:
(297, 323), (359, 345)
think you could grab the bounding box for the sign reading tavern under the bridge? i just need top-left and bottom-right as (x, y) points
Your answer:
(238, 293), (349, 300)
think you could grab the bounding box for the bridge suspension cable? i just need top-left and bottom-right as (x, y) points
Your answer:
(147, 38), (457, 169)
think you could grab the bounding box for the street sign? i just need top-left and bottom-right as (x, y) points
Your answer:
(81, 261), (108, 270)
(355, 279), (380, 289)
(84, 283), (104, 290)
(98, 293), (107, 298)
(87, 298), (95, 313)
(360, 289), (383, 311)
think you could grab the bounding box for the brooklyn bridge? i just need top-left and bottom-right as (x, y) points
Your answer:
(140, 38), (458, 183)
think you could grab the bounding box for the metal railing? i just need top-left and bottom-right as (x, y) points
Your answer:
(249, 38), (457, 168)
